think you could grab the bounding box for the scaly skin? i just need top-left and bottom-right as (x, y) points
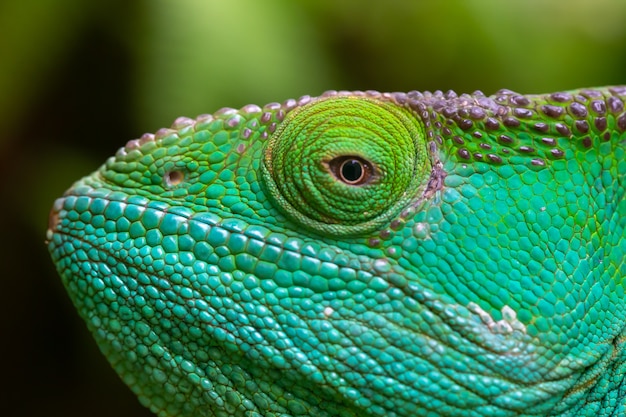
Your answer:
(47, 87), (626, 417)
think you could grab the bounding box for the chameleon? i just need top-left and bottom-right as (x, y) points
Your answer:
(47, 86), (626, 417)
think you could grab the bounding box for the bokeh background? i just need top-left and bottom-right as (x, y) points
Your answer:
(3, 1), (626, 416)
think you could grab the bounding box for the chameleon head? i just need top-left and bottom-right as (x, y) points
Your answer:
(47, 89), (626, 416)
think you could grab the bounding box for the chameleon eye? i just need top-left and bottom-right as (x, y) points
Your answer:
(329, 156), (373, 185)
(262, 95), (431, 236)
(164, 170), (185, 187)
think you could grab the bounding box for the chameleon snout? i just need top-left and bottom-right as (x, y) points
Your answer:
(46, 198), (64, 243)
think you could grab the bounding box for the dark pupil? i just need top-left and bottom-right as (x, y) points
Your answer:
(341, 159), (363, 183)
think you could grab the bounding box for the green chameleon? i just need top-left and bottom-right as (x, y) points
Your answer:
(47, 86), (626, 417)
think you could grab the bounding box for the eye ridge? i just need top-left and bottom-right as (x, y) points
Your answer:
(329, 156), (374, 185)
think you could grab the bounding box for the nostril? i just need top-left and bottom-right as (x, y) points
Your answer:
(164, 170), (185, 187)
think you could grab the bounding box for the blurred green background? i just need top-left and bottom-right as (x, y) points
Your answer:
(2, 0), (625, 416)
